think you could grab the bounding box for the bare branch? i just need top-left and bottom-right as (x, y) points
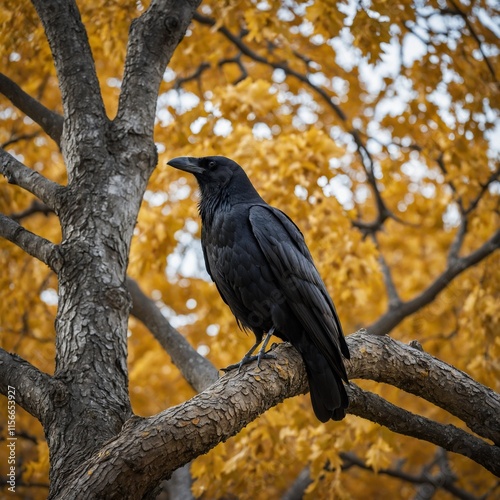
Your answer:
(0, 214), (62, 272)
(347, 332), (500, 445)
(340, 449), (478, 500)
(281, 466), (312, 500)
(9, 200), (54, 222)
(1, 132), (40, 149)
(347, 383), (499, 475)
(0, 148), (64, 212)
(218, 53), (248, 84)
(127, 277), (218, 392)
(116, 0), (201, 135)
(285, 449), (481, 500)
(0, 73), (63, 144)
(174, 62), (211, 90)
(371, 234), (402, 309)
(367, 229), (500, 336)
(193, 12), (348, 122)
(464, 167), (500, 215)
(0, 348), (64, 425)
(447, 0), (498, 82)
(284, 447), (478, 500)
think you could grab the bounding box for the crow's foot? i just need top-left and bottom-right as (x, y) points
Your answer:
(221, 351), (276, 373)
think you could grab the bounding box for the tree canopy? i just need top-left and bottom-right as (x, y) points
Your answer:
(0, 0), (499, 498)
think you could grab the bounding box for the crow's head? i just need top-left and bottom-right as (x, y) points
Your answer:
(167, 156), (261, 205)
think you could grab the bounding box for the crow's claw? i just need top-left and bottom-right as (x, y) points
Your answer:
(221, 351), (277, 373)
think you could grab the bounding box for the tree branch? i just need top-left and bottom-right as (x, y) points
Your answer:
(284, 449), (480, 500)
(30, 0), (107, 137)
(9, 200), (54, 222)
(340, 449), (478, 500)
(127, 277), (218, 392)
(51, 337), (500, 498)
(0, 73), (63, 145)
(347, 332), (500, 445)
(174, 62), (211, 90)
(129, 278), (500, 465)
(0, 214), (62, 272)
(1, 132), (40, 149)
(371, 233), (402, 309)
(52, 343), (309, 499)
(347, 383), (499, 475)
(0, 348), (65, 425)
(0, 148), (64, 212)
(367, 229), (500, 336)
(447, 0), (497, 81)
(116, 0), (202, 136)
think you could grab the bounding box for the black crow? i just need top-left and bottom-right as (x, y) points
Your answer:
(167, 155), (350, 422)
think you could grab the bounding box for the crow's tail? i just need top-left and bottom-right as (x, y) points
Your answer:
(298, 343), (349, 422)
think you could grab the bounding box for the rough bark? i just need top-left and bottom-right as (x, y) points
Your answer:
(0, 349), (62, 426)
(0, 73), (63, 144)
(54, 346), (308, 499)
(347, 333), (500, 445)
(39, 338), (500, 498)
(0, 1), (201, 498)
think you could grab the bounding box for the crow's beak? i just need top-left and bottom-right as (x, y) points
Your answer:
(167, 157), (204, 175)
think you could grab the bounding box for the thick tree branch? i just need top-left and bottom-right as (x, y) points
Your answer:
(127, 277), (218, 392)
(367, 229), (500, 336)
(116, 0), (202, 136)
(0, 348), (65, 425)
(52, 338), (500, 498)
(0, 214), (62, 272)
(129, 280), (499, 460)
(347, 332), (500, 445)
(347, 383), (499, 475)
(52, 344), (309, 499)
(0, 148), (64, 212)
(30, 0), (107, 137)
(0, 73), (63, 145)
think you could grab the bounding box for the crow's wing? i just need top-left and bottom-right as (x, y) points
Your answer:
(201, 219), (268, 333)
(249, 204), (349, 378)
(201, 224), (242, 312)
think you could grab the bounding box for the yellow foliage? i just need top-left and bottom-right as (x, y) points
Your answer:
(1, 0), (499, 498)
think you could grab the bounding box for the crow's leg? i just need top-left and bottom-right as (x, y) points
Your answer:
(255, 328), (276, 368)
(222, 327), (277, 372)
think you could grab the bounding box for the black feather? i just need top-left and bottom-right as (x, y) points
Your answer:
(167, 155), (350, 421)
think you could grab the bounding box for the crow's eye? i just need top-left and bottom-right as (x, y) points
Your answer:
(208, 161), (217, 169)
